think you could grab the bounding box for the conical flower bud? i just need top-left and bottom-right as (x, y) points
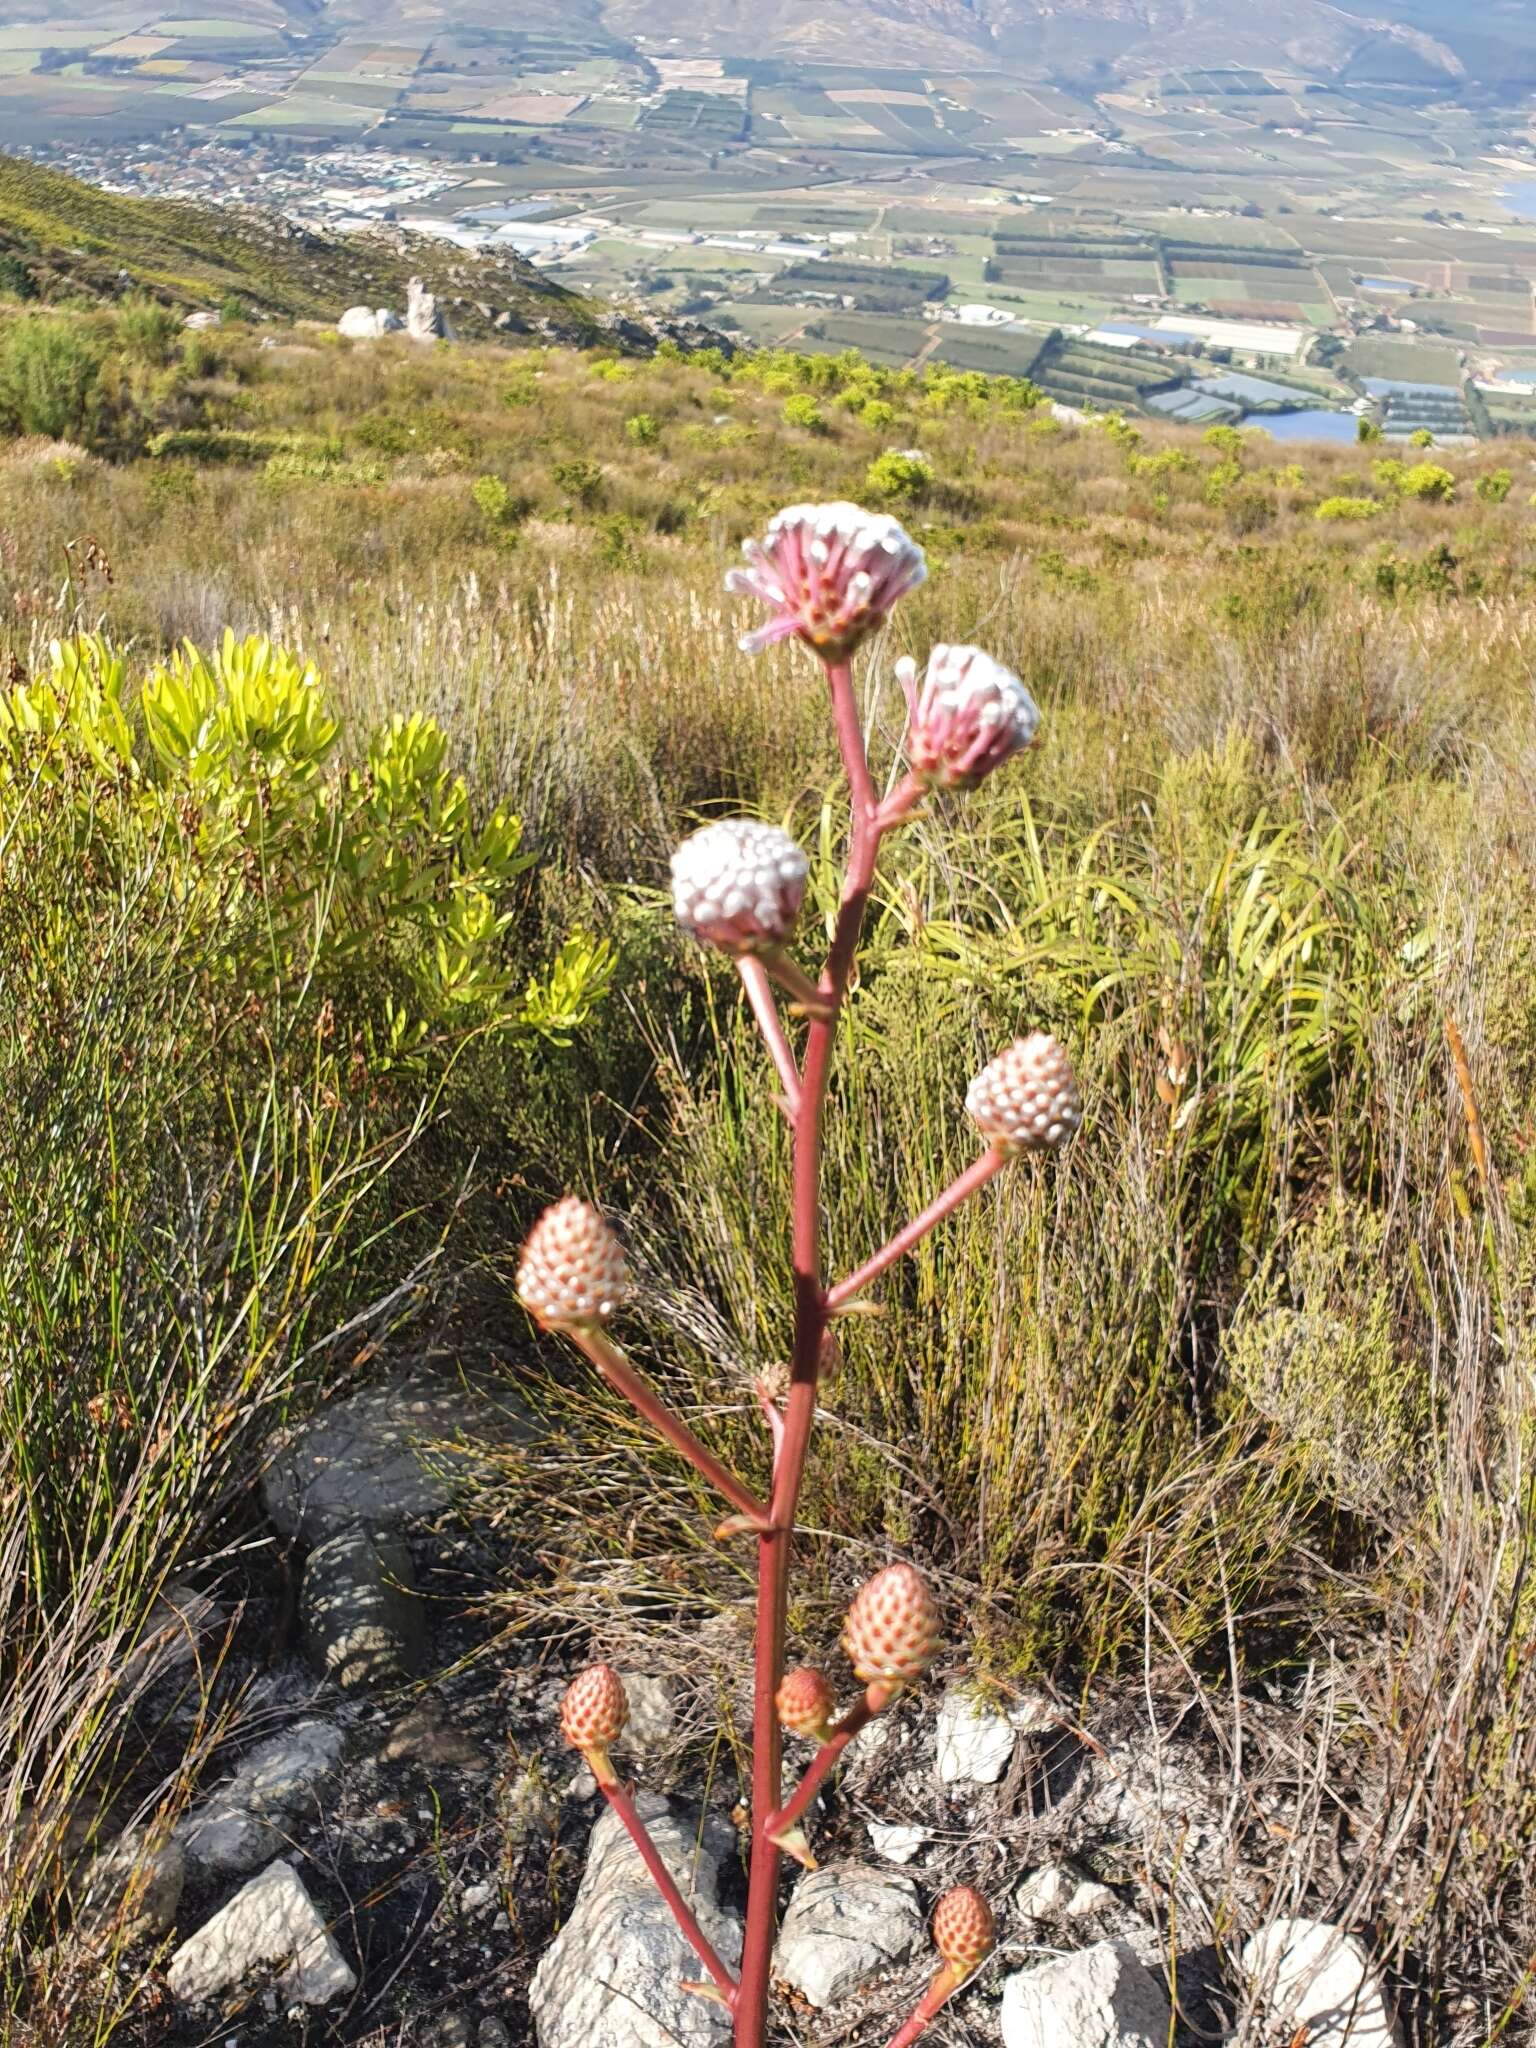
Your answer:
(777, 1667), (837, 1743)
(560, 1663), (629, 1751)
(516, 1197), (628, 1331)
(933, 1886), (996, 1975)
(841, 1562), (941, 1686)
(966, 1034), (1082, 1155)
(900, 645), (1039, 790)
(726, 501), (927, 659)
(671, 818), (808, 957)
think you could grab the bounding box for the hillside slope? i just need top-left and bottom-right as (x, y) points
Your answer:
(0, 154), (604, 343)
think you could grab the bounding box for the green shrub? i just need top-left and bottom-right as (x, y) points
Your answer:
(1476, 469), (1512, 504)
(861, 399), (897, 431)
(0, 632), (614, 1065)
(1400, 461), (1456, 502)
(0, 315), (126, 450)
(1315, 496), (1380, 522)
(1357, 416), (1383, 442)
(625, 412), (661, 446)
(1409, 427), (1434, 449)
(782, 392), (827, 433)
(116, 293), (181, 366)
(552, 456), (604, 510)
(0, 252), (37, 301)
(866, 448), (932, 502)
(473, 472), (524, 531)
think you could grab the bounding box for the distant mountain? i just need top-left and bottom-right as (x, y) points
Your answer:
(594, 0), (1492, 84)
(0, 154), (602, 340)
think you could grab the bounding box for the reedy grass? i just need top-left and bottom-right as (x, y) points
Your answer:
(2, 332), (1536, 2035)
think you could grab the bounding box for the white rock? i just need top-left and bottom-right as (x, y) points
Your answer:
(338, 306), (384, 340)
(1001, 1940), (1171, 2048)
(529, 1793), (740, 2048)
(376, 308), (403, 333)
(1017, 1862), (1117, 1922)
(184, 310), (222, 331)
(867, 1822), (928, 1865)
(937, 1688), (1045, 1784)
(178, 1721), (345, 1876)
(774, 1865), (923, 2009)
(167, 1859), (355, 2006)
(1242, 1919), (1402, 2047)
(76, 1831), (186, 1942)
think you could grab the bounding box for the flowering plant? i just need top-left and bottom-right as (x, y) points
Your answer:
(519, 503), (1081, 2045)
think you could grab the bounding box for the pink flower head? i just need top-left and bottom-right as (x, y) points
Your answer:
(560, 1663), (629, 1751)
(670, 817), (808, 956)
(967, 1034), (1082, 1155)
(898, 645), (1040, 790)
(726, 502), (927, 660)
(516, 1197), (629, 1330)
(933, 1887), (996, 1975)
(842, 1562), (941, 1686)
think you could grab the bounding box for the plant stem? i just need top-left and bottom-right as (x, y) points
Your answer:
(733, 656), (884, 2048)
(737, 957), (801, 1116)
(571, 1327), (770, 1530)
(826, 1149), (1009, 1311)
(765, 1685), (892, 1860)
(875, 770), (928, 833)
(883, 1964), (967, 2048)
(593, 1767), (739, 2004)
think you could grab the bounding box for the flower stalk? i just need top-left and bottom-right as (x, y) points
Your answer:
(522, 504), (1080, 2048)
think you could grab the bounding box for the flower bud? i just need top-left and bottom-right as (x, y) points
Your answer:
(560, 1663), (629, 1751)
(726, 501), (927, 660)
(516, 1197), (629, 1331)
(933, 1886), (996, 1975)
(777, 1667), (837, 1743)
(841, 1562), (941, 1686)
(966, 1034), (1082, 1155)
(670, 818), (808, 956)
(903, 645), (1039, 790)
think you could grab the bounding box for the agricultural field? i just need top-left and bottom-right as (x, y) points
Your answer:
(5, 1), (1536, 437)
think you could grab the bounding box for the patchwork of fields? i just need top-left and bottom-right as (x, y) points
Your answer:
(10, 5), (1536, 431)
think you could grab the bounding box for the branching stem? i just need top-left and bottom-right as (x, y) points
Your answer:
(737, 956), (801, 1117)
(883, 1963), (971, 2048)
(765, 1682), (896, 1863)
(570, 1327), (770, 1530)
(827, 1149), (1009, 1312)
(590, 1761), (739, 2004)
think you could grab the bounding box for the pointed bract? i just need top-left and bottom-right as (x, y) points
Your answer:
(726, 502), (927, 660)
(516, 1197), (629, 1331)
(841, 1562), (941, 1686)
(966, 1034), (1083, 1155)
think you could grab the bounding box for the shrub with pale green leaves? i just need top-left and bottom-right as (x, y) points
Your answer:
(866, 448), (932, 501)
(1315, 495), (1380, 522)
(0, 632), (613, 1065)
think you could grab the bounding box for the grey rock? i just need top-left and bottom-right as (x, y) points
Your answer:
(406, 277), (452, 343)
(262, 1372), (523, 1544)
(1242, 1919), (1402, 2047)
(117, 1583), (225, 1692)
(479, 2023), (511, 2048)
(425, 2016), (474, 2048)
(1001, 1940), (1171, 2048)
(301, 1523), (425, 1691)
(529, 1793), (741, 2048)
(178, 1720), (345, 1876)
(618, 1673), (677, 1751)
(76, 1832), (185, 1943)
(774, 1864), (923, 2010)
(167, 1858), (355, 2007)
(1017, 1862), (1117, 1923)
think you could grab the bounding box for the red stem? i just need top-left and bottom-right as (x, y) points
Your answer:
(594, 1769), (739, 2004)
(826, 1149), (1009, 1312)
(572, 1327), (770, 1529)
(734, 656), (885, 2048)
(765, 1685), (891, 1853)
(737, 956), (802, 1116)
(884, 1965), (967, 2048)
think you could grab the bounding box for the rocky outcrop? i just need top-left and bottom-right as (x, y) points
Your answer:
(1001, 1939), (1172, 2048)
(167, 1857), (354, 2007)
(774, 1864), (923, 2008)
(529, 1794), (741, 2048)
(1242, 1919), (1402, 2047)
